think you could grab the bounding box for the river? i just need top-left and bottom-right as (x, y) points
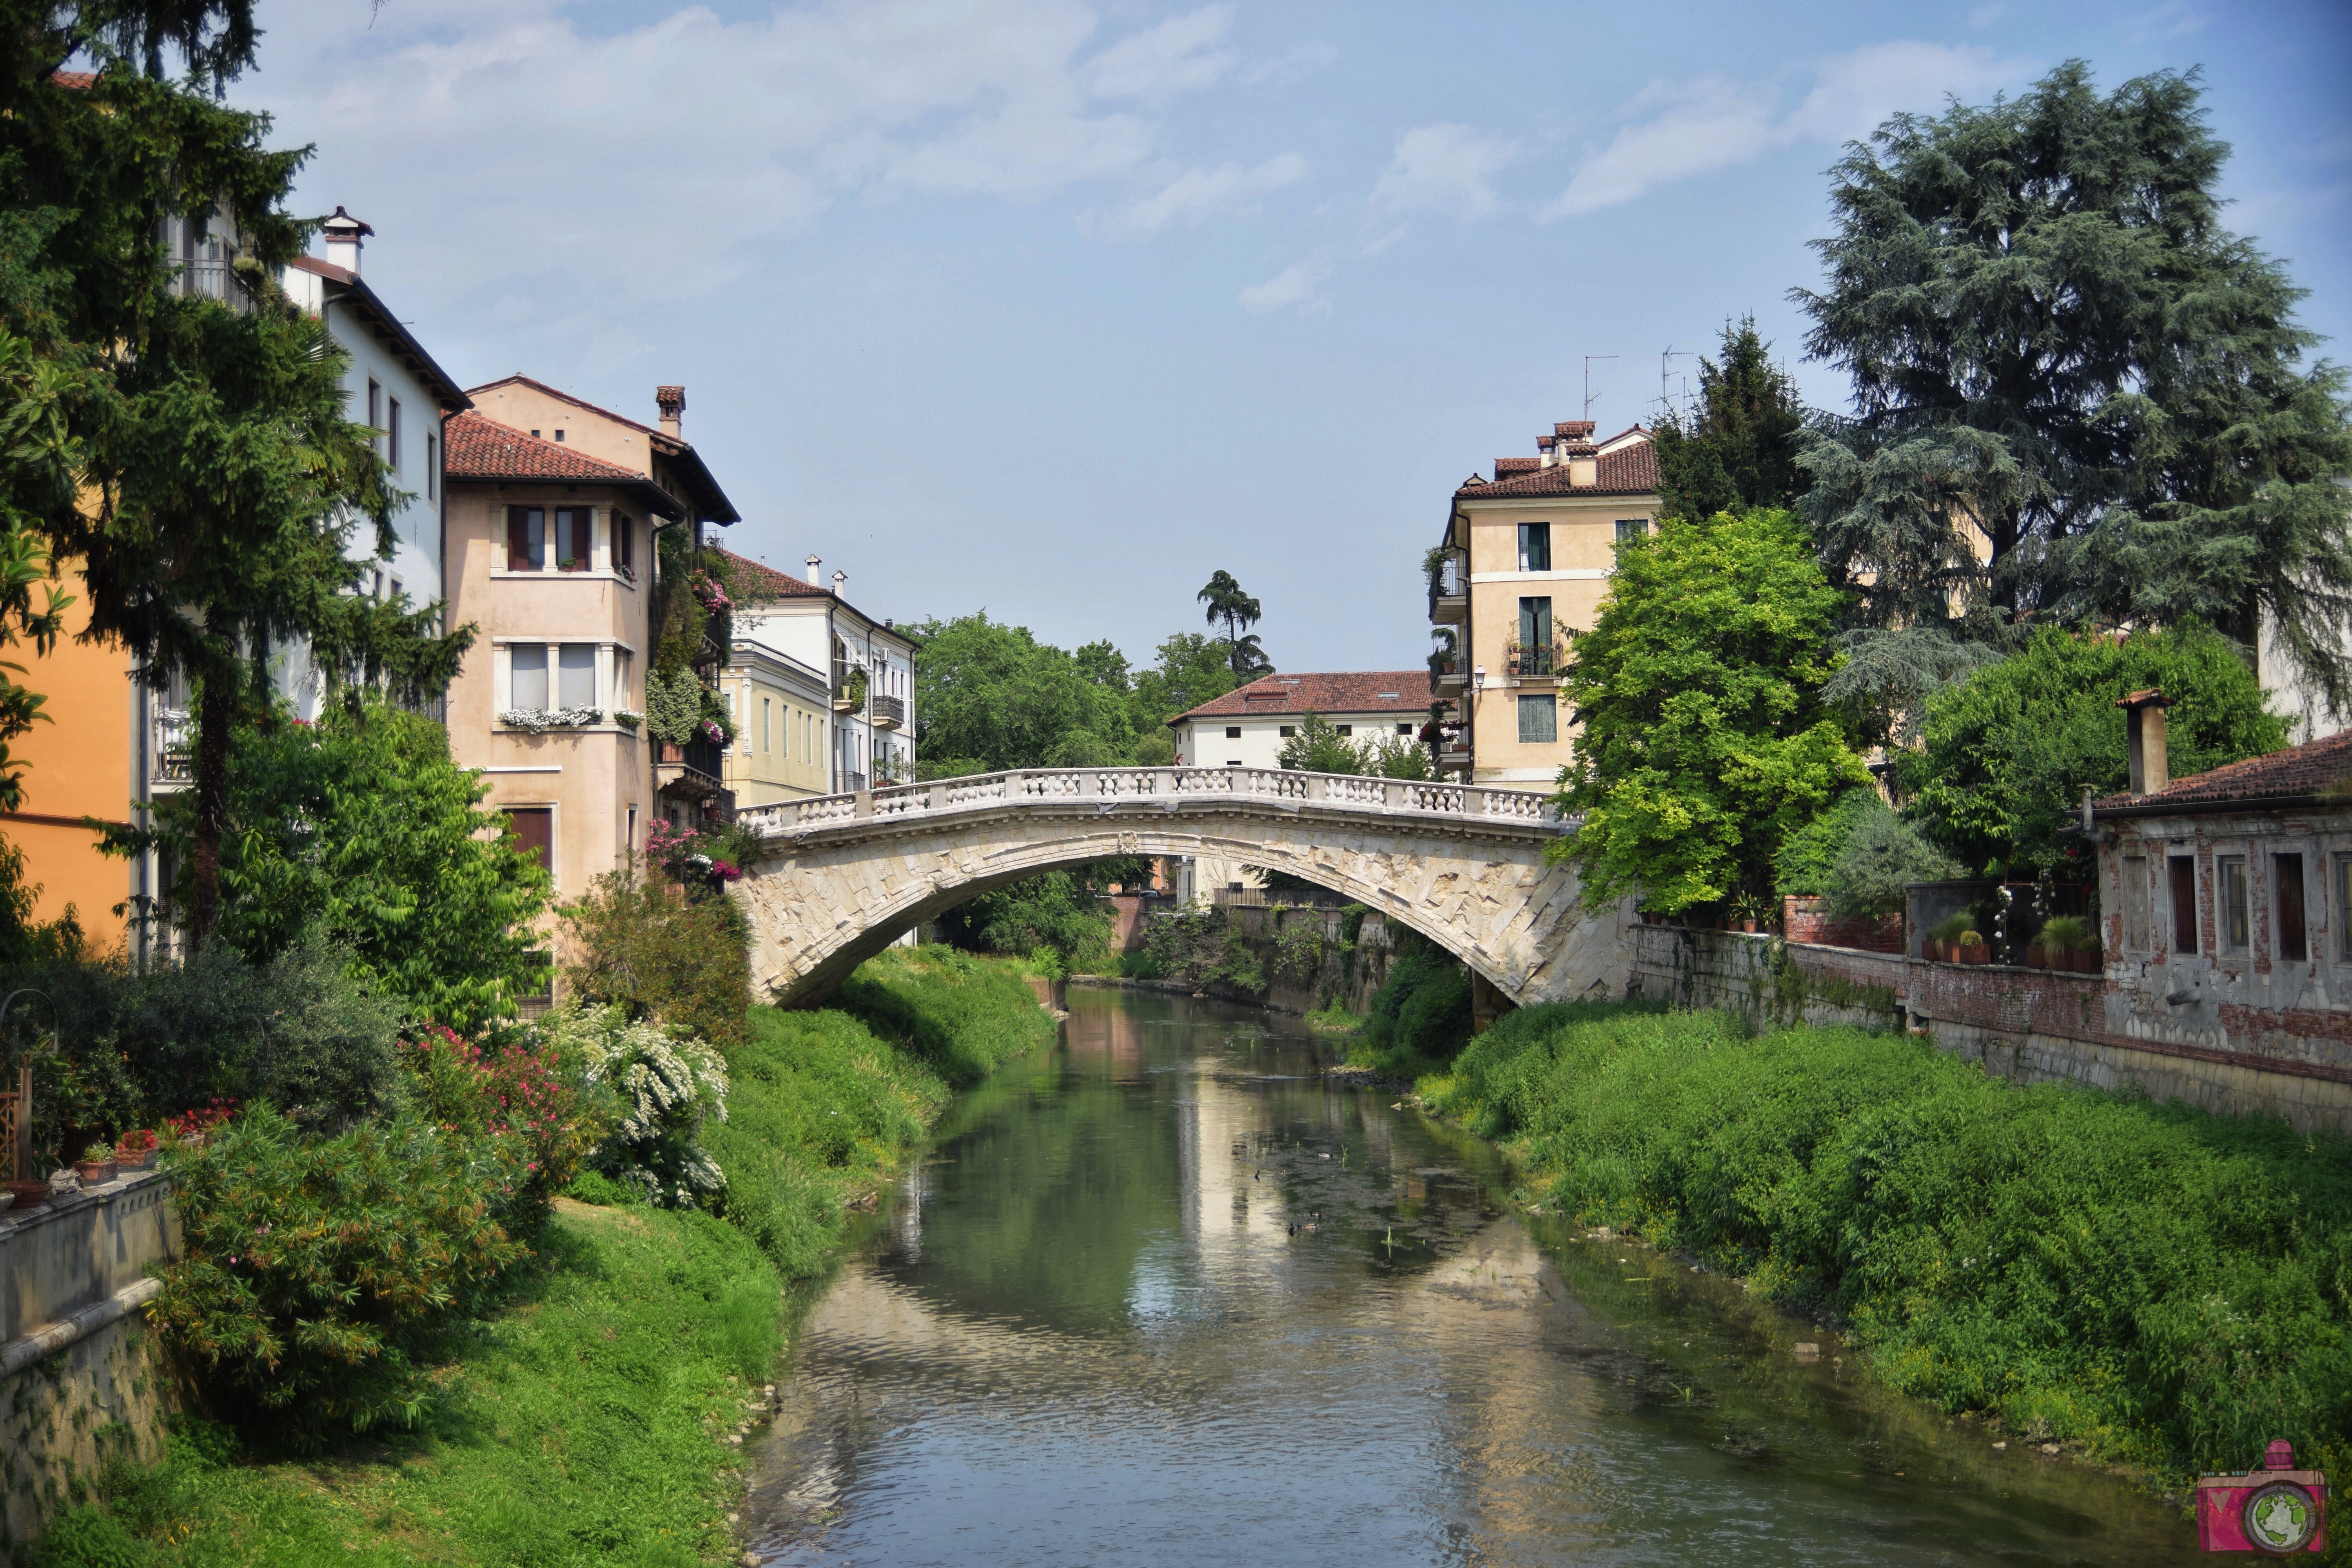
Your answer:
(740, 985), (2203, 1566)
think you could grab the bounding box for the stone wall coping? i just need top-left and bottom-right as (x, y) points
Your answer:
(0, 1276), (161, 1377)
(0, 1165), (169, 1238)
(1, 1167), (178, 1347)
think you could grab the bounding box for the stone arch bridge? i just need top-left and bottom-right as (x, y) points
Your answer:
(734, 767), (1631, 1010)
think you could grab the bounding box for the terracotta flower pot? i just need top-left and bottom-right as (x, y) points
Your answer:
(1741, 919), (1759, 933)
(1960, 943), (1990, 965)
(2025, 946), (2048, 970)
(1, 1179), (47, 1213)
(75, 1158), (118, 1187)
(2072, 949), (2102, 974)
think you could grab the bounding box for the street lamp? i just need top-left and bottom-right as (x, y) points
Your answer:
(1466, 666), (1486, 782)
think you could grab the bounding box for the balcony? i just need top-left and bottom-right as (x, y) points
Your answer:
(869, 693), (905, 731)
(170, 260), (251, 314)
(831, 662), (865, 714)
(656, 737), (735, 820)
(1432, 661), (1466, 693)
(1506, 644), (1564, 679)
(1427, 551), (1468, 625)
(152, 707), (192, 787)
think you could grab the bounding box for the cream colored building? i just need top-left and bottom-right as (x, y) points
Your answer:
(1431, 420), (1659, 784)
(721, 551), (916, 795)
(712, 550), (833, 806)
(442, 411), (684, 901)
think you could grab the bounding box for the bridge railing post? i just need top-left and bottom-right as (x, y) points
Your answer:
(854, 789), (874, 820)
(1383, 780), (1403, 810)
(1305, 774), (1327, 801)
(926, 783), (941, 811)
(1463, 786), (1486, 816)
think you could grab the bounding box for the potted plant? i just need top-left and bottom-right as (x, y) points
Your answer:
(2037, 915), (2089, 973)
(1927, 911), (1972, 963)
(1731, 891), (1773, 933)
(115, 1129), (159, 1171)
(2073, 935), (2103, 974)
(1956, 929), (1989, 964)
(75, 1140), (118, 1187)
(0, 1178), (45, 1212)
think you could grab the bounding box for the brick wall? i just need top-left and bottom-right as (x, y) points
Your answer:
(1781, 896), (1902, 954)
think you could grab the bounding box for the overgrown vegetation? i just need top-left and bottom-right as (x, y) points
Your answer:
(1343, 930), (1472, 1080)
(1423, 1005), (2352, 1488)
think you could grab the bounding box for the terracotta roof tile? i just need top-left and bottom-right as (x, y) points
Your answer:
(1553, 421), (1595, 439)
(1171, 671), (1433, 724)
(444, 411), (648, 483)
(2093, 730), (2350, 813)
(1459, 433), (1659, 499)
(53, 70), (96, 89)
(710, 545), (828, 600)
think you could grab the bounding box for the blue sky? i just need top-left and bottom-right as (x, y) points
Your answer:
(237, 0), (2352, 675)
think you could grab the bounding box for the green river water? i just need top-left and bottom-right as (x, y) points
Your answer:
(741, 984), (2205, 1566)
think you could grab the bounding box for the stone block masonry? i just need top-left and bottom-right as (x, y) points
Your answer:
(0, 1170), (180, 1560)
(1629, 927), (2352, 1133)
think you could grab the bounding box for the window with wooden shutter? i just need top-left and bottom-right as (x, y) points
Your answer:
(507, 507), (544, 571)
(506, 808), (553, 880)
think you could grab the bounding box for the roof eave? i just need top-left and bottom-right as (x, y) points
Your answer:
(311, 269), (472, 413)
(2092, 791), (2329, 820)
(445, 470), (685, 521)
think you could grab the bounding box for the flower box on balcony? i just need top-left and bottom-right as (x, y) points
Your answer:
(500, 707), (603, 732)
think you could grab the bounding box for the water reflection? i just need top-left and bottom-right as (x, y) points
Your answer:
(744, 987), (2199, 1566)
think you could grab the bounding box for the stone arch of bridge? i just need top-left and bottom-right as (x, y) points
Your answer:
(735, 805), (1619, 1011)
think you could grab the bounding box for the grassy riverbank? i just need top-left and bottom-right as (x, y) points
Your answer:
(26, 947), (1053, 1568)
(1420, 1002), (2352, 1495)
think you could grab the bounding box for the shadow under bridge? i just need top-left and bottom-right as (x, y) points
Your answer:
(731, 767), (1634, 1010)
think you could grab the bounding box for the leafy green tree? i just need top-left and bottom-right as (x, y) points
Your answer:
(1903, 623), (2288, 879)
(1276, 710), (1360, 773)
(1826, 804), (1962, 921)
(1197, 569), (1273, 680)
(1652, 316), (1807, 522)
(907, 612), (1137, 775)
(1793, 62), (2352, 713)
(198, 699), (550, 1031)
(1129, 630), (1236, 738)
(2, 9), (472, 945)
(933, 869), (1119, 974)
(1554, 509), (1869, 913)
(561, 862), (752, 1051)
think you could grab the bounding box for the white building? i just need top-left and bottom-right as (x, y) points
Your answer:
(1165, 670), (1432, 900)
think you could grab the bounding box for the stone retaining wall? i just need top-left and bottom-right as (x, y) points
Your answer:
(0, 1170), (180, 1561)
(1625, 926), (2352, 1132)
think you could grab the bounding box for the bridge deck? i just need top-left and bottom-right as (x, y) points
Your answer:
(738, 766), (1564, 839)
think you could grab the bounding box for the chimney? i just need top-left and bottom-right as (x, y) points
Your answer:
(805, 554), (822, 587)
(2117, 689), (2174, 795)
(655, 385), (686, 437)
(322, 205), (372, 274)
(1537, 435), (1556, 470)
(832, 570), (847, 597)
(1566, 447), (1599, 487)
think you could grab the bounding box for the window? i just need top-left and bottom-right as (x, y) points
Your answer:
(614, 513), (634, 577)
(2276, 853), (2307, 961)
(1227, 759), (1242, 766)
(1335, 724), (1352, 736)
(1517, 522), (1551, 572)
(366, 379), (381, 449)
(389, 575), (403, 604)
(2122, 855), (2151, 951)
(425, 433), (437, 500)
(506, 506), (545, 571)
(2219, 855), (2250, 953)
(557, 644), (595, 710)
(371, 568), (385, 600)
(1397, 723), (1412, 735)
(387, 397), (402, 474)
(2336, 855), (2352, 961)
(762, 697), (772, 753)
(626, 805), (637, 852)
(553, 428), (565, 443)
(1518, 694), (1557, 744)
(1279, 726), (1295, 739)
(1518, 596), (1555, 674)
(510, 644), (548, 710)
(2169, 855), (2199, 955)
(554, 507), (592, 572)
(505, 808), (553, 881)
(1226, 725), (1242, 739)
(614, 648), (633, 711)
(1615, 517), (1648, 542)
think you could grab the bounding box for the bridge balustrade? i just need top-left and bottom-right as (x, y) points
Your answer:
(736, 766), (1564, 839)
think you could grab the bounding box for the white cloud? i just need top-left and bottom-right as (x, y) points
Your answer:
(1083, 4), (1237, 100)
(1541, 42), (2020, 219)
(233, 0), (1254, 337)
(1238, 257), (1331, 313)
(1097, 153), (1308, 236)
(1371, 123), (1517, 219)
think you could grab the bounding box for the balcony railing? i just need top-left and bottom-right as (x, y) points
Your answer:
(1428, 553), (1468, 624)
(658, 735), (725, 782)
(870, 693), (905, 731)
(1506, 645), (1565, 678)
(171, 261), (251, 314)
(153, 707), (193, 785)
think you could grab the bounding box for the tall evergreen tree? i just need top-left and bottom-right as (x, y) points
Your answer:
(1792, 62), (2352, 715)
(1651, 316), (1807, 522)
(0, 3), (470, 946)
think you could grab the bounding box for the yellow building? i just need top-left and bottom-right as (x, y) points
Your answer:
(711, 549), (834, 807)
(1430, 420), (1659, 784)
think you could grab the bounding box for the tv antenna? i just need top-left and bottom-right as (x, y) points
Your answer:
(1660, 346), (1693, 423)
(1583, 354), (1619, 422)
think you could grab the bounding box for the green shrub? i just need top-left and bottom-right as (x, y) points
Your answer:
(1347, 930), (1472, 1078)
(148, 1105), (530, 1439)
(831, 946), (1056, 1086)
(11, 936), (405, 1165)
(401, 1024), (613, 1225)
(1773, 788), (1878, 898)
(561, 860), (751, 1049)
(1425, 1005), (2352, 1483)
(1271, 908), (1327, 987)
(1827, 802), (1962, 920)
(22, 1504), (145, 1568)
(2039, 914), (2093, 951)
